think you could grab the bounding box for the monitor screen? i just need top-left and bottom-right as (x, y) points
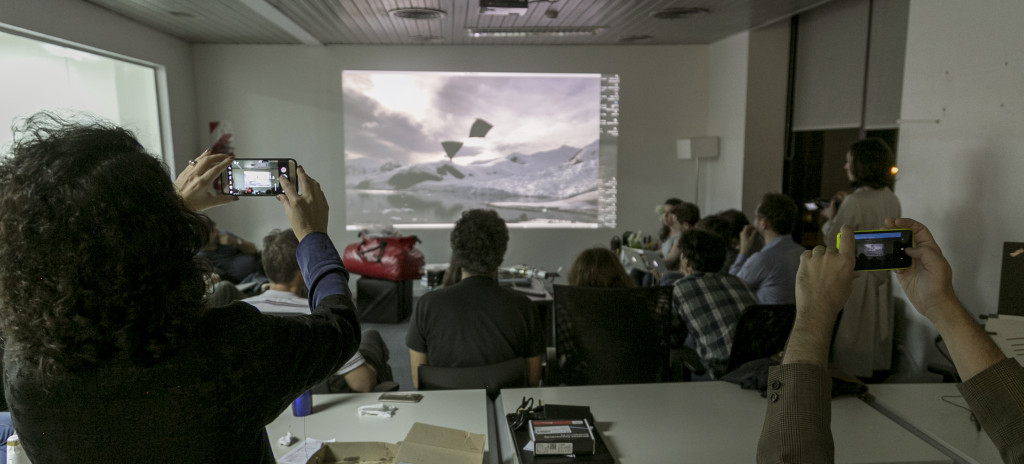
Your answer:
(342, 70), (618, 229)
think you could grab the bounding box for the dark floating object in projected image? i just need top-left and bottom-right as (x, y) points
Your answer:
(441, 141), (463, 162)
(469, 118), (493, 138)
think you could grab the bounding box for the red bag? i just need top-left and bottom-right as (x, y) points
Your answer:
(342, 235), (424, 281)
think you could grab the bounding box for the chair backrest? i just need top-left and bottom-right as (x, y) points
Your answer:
(724, 304), (797, 375)
(552, 284), (674, 386)
(417, 357), (527, 398)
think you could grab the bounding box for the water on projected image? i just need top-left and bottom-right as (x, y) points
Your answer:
(342, 71), (618, 229)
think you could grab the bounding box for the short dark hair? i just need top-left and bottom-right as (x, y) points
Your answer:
(695, 215), (732, 244)
(0, 112), (210, 379)
(678, 229), (727, 273)
(664, 198), (683, 207)
(450, 209), (508, 275)
(671, 201), (701, 228)
(756, 193), (798, 235)
(568, 247), (635, 288)
(261, 229), (299, 284)
(716, 209), (750, 243)
(848, 138), (895, 189)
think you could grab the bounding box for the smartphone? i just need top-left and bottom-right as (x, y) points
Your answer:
(378, 392), (423, 403)
(220, 158), (297, 196)
(837, 229), (913, 271)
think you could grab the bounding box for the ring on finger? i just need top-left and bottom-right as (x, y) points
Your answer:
(188, 159), (198, 167)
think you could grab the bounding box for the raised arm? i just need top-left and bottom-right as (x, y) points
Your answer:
(757, 224), (856, 464)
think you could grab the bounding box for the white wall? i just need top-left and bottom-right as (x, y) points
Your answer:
(192, 44), (710, 277)
(703, 32), (749, 216)
(0, 0), (198, 171)
(896, 0), (1024, 368)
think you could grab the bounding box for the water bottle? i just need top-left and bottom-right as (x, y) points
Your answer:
(291, 390), (312, 417)
(7, 434), (31, 464)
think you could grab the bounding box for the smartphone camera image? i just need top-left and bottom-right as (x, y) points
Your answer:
(838, 229), (913, 271)
(221, 159), (296, 196)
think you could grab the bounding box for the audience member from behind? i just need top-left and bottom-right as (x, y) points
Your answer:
(406, 209), (544, 388)
(718, 208), (761, 254)
(0, 113), (360, 463)
(821, 138), (902, 378)
(695, 215), (736, 274)
(243, 229), (392, 393)
(568, 247), (636, 289)
(757, 219), (1024, 463)
(730, 193), (805, 305)
(671, 230), (757, 378)
(197, 219), (263, 284)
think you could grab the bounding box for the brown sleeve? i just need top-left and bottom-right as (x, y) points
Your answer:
(957, 358), (1024, 464)
(757, 363), (835, 464)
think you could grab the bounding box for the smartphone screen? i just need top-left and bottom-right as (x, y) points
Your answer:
(838, 229), (913, 271)
(221, 159), (296, 196)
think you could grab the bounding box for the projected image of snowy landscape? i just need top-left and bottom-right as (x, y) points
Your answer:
(343, 71), (614, 229)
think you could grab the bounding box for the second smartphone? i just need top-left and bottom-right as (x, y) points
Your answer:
(220, 158), (297, 196)
(837, 229), (913, 271)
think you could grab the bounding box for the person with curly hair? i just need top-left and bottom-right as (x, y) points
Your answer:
(406, 209), (544, 388)
(0, 113), (360, 463)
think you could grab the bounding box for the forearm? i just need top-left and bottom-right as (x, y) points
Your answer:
(928, 299), (1006, 381)
(757, 363), (834, 464)
(296, 232), (352, 309)
(956, 358), (1024, 464)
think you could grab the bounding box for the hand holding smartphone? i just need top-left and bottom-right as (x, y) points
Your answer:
(220, 158), (298, 196)
(837, 229), (913, 271)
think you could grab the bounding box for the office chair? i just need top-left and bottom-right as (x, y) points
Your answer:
(549, 284), (674, 386)
(673, 303), (796, 380)
(417, 358), (528, 399)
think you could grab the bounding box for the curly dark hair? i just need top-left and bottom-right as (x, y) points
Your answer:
(261, 228), (299, 284)
(567, 247), (635, 288)
(450, 209), (508, 275)
(756, 193), (798, 235)
(0, 112), (211, 380)
(848, 138), (895, 189)
(678, 229), (727, 273)
(695, 215), (732, 245)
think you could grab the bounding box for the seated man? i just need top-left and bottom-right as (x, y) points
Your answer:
(243, 229), (390, 393)
(406, 209), (544, 388)
(730, 193), (805, 304)
(197, 220), (263, 284)
(672, 229), (757, 377)
(758, 219), (1024, 463)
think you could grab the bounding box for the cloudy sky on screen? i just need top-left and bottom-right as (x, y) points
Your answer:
(342, 71), (600, 166)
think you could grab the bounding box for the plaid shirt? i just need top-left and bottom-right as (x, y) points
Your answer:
(672, 272), (757, 366)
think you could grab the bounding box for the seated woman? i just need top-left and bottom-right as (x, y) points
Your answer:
(405, 209), (544, 388)
(0, 113), (360, 463)
(556, 247), (637, 383)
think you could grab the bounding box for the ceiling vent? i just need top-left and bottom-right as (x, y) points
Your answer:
(389, 8), (447, 20)
(651, 7), (709, 19)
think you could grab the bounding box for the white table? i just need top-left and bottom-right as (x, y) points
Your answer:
(496, 382), (952, 464)
(265, 389), (496, 463)
(865, 383), (1003, 464)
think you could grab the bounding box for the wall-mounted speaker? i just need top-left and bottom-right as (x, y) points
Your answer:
(677, 137), (719, 159)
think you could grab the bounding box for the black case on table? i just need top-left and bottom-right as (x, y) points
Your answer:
(507, 404), (615, 464)
(355, 276), (412, 323)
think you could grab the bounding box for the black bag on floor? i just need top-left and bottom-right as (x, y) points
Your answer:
(355, 276), (412, 323)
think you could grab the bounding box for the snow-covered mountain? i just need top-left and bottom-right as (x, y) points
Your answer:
(346, 140), (600, 200)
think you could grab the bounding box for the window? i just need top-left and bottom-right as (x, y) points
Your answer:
(0, 29), (163, 159)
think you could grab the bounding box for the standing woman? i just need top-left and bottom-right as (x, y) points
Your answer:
(821, 138), (901, 379)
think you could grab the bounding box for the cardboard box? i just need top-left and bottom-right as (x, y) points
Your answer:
(302, 422), (484, 464)
(395, 422), (486, 464)
(305, 442), (399, 464)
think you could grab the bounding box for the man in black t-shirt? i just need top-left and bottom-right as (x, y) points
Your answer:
(406, 210), (544, 387)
